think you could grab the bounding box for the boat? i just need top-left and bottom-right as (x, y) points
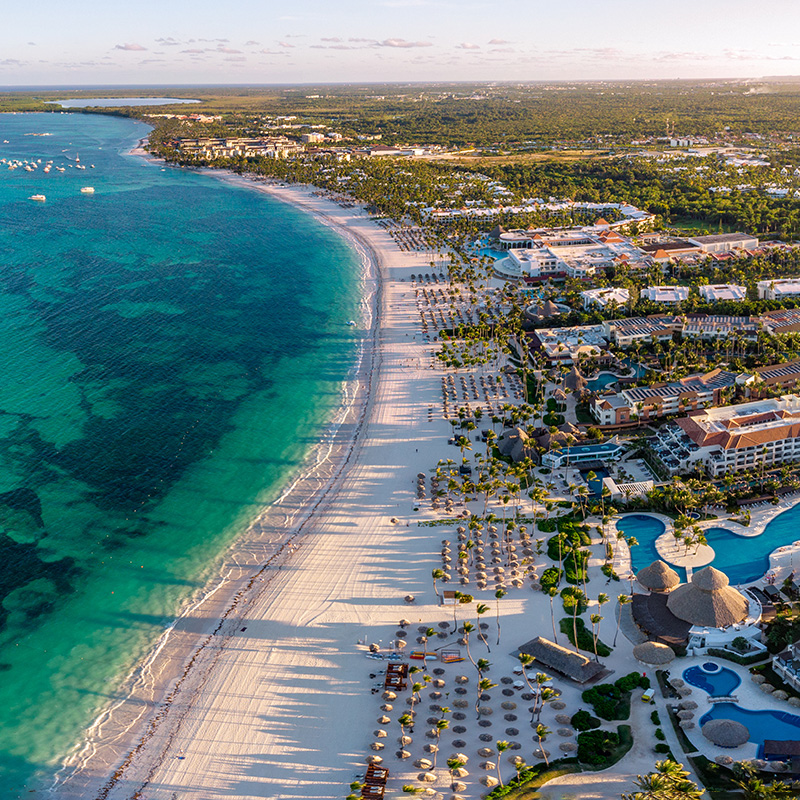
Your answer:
(29, 195), (46, 202)
(80, 187), (95, 194)
(347, 320), (357, 326)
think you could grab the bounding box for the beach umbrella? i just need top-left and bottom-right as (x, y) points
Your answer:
(399, 735), (412, 745)
(366, 755), (383, 764)
(560, 742), (577, 752)
(419, 772), (436, 782)
(452, 752), (468, 764)
(678, 701), (697, 711)
(555, 714), (571, 724)
(371, 742), (384, 751)
(453, 767), (469, 778)
(677, 687), (693, 697)
(773, 690), (789, 701)
(374, 729), (388, 738)
(751, 674), (765, 685)
(680, 721), (695, 730)
(415, 758), (433, 769)
(456, 675), (469, 684)
(669, 678), (685, 688)
(677, 711), (694, 720)
(551, 701), (566, 710)
(480, 760), (496, 771)
(383, 691), (397, 700)
(397, 750), (411, 759)
(557, 728), (573, 737)
(381, 704), (393, 712)
(501, 702), (517, 710)
(715, 755), (734, 766)
(424, 743), (438, 753)
(532, 749), (550, 760)
(451, 781), (467, 792)
(378, 715), (391, 724)
(760, 683), (776, 694)
(480, 776), (499, 787)
(399, 619), (410, 627)
(478, 747), (494, 757)
(478, 707), (493, 716)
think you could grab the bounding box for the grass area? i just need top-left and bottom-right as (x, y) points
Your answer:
(575, 405), (594, 425)
(487, 758), (581, 799)
(579, 725), (633, 771)
(543, 412), (565, 426)
(581, 673), (649, 721)
(560, 616), (612, 658)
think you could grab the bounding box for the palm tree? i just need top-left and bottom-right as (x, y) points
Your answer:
(590, 613), (603, 661)
(431, 568), (444, 600)
(614, 594), (631, 647)
(534, 724), (551, 766)
(622, 760), (705, 800)
(548, 586), (559, 642)
(433, 718), (449, 768)
(421, 627), (435, 664)
(494, 588), (507, 645)
(398, 712), (413, 743)
(495, 740), (510, 786)
(476, 676), (496, 719)
(461, 620), (477, 669)
(476, 603), (491, 652)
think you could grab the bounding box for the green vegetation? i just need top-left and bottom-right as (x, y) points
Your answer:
(484, 758), (581, 800)
(540, 567), (562, 593)
(559, 617), (611, 658)
(581, 673), (650, 721)
(560, 587), (587, 616)
(577, 725), (633, 770)
(570, 709), (601, 731)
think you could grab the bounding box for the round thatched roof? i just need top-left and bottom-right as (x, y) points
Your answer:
(667, 566), (748, 628)
(637, 560), (681, 593)
(633, 641), (675, 665)
(564, 366), (586, 393)
(702, 718), (749, 748)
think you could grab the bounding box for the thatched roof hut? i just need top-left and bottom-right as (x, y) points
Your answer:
(632, 641), (675, 666)
(667, 566), (748, 628)
(497, 427), (533, 464)
(637, 560), (681, 593)
(564, 366), (587, 394)
(517, 636), (605, 684)
(702, 718), (749, 748)
(542, 299), (560, 318)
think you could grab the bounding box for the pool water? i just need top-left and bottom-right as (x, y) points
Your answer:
(586, 372), (619, 391)
(683, 664), (741, 697)
(699, 704), (800, 754)
(617, 504), (800, 585)
(584, 467), (609, 497)
(615, 514), (688, 581)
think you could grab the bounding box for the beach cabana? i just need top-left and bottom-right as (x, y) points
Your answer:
(517, 636), (605, 684)
(667, 566), (748, 628)
(632, 641), (675, 666)
(637, 560), (680, 594)
(702, 718), (749, 748)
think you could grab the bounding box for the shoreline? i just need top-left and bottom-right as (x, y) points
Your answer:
(50, 158), (386, 798)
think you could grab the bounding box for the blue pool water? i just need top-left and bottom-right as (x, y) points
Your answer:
(700, 704), (800, 753)
(585, 467), (610, 496)
(617, 504), (800, 585)
(615, 514), (688, 581)
(586, 372), (619, 391)
(683, 665), (741, 697)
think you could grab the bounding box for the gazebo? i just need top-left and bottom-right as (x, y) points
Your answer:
(632, 641), (675, 666)
(702, 718), (750, 748)
(637, 560), (681, 594)
(667, 566), (748, 629)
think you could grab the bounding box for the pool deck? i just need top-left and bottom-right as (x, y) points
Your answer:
(673, 655), (800, 769)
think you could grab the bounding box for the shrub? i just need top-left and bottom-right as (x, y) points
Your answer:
(706, 647), (765, 666)
(540, 566), (562, 592)
(538, 519), (557, 533)
(615, 672), (649, 693)
(654, 743), (671, 754)
(731, 636), (749, 653)
(561, 586), (588, 615)
(582, 683), (622, 721)
(650, 710), (661, 726)
(571, 709), (601, 731)
(601, 563), (620, 580)
(577, 729), (620, 766)
(655, 728), (666, 741)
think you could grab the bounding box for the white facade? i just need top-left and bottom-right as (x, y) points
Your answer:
(758, 279), (800, 300)
(698, 284), (747, 303)
(581, 287), (630, 310)
(641, 285), (690, 304)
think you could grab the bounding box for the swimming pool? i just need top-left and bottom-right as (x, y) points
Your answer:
(683, 664), (741, 697)
(616, 505), (800, 585)
(615, 514), (688, 581)
(699, 704), (800, 755)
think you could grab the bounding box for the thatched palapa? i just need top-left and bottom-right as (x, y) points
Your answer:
(667, 566), (748, 628)
(637, 560), (680, 593)
(517, 636), (605, 684)
(632, 641), (675, 665)
(702, 718), (750, 748)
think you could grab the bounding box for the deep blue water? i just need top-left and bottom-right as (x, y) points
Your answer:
(683, 664), (741, 697)
(700, 704), (800, 753)
(50, 98), (201, 108)
(0, 112), (360, 795)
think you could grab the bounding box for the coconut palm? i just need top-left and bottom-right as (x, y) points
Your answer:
(548, 586), (559, 642)
(495, 740), (510, 786)
(534, 724), (551, 766)
(476, 603), (491, 652)
(590, 613), (604, 661)
(621, 759), (705, 800)
(614, 593), (631, 646)
(398, 712), (413, 742)
(461, 620), (477, 669)
(476, 676), (496, 719)
(431, 568), (444, 600)
(433, 718), (449, 768)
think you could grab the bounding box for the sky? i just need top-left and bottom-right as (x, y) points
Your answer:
(3, 0), (800, 85)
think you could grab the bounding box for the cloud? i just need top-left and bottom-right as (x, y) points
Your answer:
(349, 37), (374, 42)
(156, 37), (181, 46)
(225, 56), (247, 62)
(245, 40), (259, 45)
(279, 41), (295, 48)
(114, 43), (147, 51)
(216, 46), (242, 53)
(0, 58), (23, 66)
(181, 48), (205, 54)
(321, 37), (343, 42)
(457, 42), (480, 50)
(27, 41), (35, 46)
(488, 38), (511, 45)
(377, 38), (432, 48)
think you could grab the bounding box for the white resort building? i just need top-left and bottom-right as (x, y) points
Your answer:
(698, 284), (747, 303)
(651, 394), (800, 476)
(757, 278), (800, 300)
(580, 287), (630, 310)
(641, 285), (691, 304)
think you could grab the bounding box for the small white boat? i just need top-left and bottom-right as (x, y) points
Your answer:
(80, 187), (95, 194)
(347, 320), (357, 326)
(29, 194), (46, 202)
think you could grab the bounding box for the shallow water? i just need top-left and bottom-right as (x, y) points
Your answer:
(0, 112), (360, 794)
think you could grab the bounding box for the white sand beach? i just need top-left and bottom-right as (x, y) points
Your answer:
(52, 176), (712, 800)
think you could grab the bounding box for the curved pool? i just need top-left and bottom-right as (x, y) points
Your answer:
(617, 504), (800, 585)
(699, 704), (800, 755)
(683, 664), (741, 697)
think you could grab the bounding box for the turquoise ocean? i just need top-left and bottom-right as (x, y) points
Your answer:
(0, 112), (361, 794)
